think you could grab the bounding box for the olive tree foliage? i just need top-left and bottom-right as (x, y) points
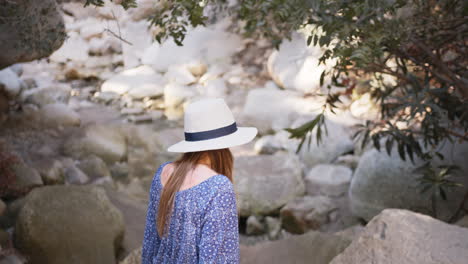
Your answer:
(86, 0), (468, 218)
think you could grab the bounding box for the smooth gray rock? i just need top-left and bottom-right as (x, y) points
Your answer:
(33, 159), (64, 185)
(240, 230), (351, 264)
(64, 124), (127, 165)
(77, 155), (111, 180)
(280, 195), (338, 234)
(64, 164), (89, 185)
(265, 216), (281, 240)
(246, 215), (265, 236)
(305, 164), (353, 197)
(350, 142), (468, 222)
(234, 153), (306, 217)
(14, 185), (125, 264)
(267, 32), (332, 93)
(0, 0), (65, 69)
(39, 103), (81, 127)
(101, 66), (164, 99)
(22, 84), (71, 106)
(330, 209), (468, 264)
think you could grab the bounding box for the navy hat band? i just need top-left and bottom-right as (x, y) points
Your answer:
(185, 122), (237, 142)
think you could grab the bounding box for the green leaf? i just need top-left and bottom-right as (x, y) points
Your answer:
(439, 187), (447, 200)
(320, 70), (326, 87)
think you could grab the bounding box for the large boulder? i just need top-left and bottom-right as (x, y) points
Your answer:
(350, 142), (468, 222)
(63, 124), (127, 164)
(121, 21), (152, 69)
(14, 185), (125, 264)
(280, 195), (338, 234)
(240, 230), (351, 264)
(142, 19), (243, 72)
(38, 103), (81, 127)
(264, 116), (354, 169)
(119, 247), (142, 264)
(0, 0), (65, 69)
(101, 65), (165, 99)
(294, 116), (354, 169)
(305, 164), (353, 197)
(330, 209), (468, 264)
(21, 84), (71, 107)
(267, 31), (333, 93)
(233, 153), (306, 216)
(241, 87), (321, 134)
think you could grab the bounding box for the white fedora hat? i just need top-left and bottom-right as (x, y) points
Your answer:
(167, 97), (258, 153)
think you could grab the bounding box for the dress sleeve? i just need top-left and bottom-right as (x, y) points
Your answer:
(199, 182), (240, 264)
(141, 164), (163, 264)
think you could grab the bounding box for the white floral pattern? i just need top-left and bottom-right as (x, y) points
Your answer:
(141, 161), (240, 263)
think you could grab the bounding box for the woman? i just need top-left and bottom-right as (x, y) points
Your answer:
(141, 98), (258, 263)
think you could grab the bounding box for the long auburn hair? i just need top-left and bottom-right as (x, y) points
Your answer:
(156, 148), (234, 237)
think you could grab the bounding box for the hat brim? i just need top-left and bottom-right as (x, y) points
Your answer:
(167, 126), (258, 153)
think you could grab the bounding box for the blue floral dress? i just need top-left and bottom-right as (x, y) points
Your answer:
(141, 161), (240, 263)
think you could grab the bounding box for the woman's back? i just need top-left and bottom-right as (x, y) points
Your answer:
(141, 161), (240, 264)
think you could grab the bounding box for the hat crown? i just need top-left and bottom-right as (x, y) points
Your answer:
(184, 98), (235, 133)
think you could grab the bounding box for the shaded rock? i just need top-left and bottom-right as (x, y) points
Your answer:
(11, 161), (43, 190)
(22, 84), (71, 106)
(335, 154), (360, 170)
(350, 142), (468, 222)
(265, 216), (281, 240)
(110, 162), (130, 181)
(165, 65), (196, 85)
(253, 134), (284, 154)
(63, 124), (127, 164)
(119, 247), (142, 264)
(101, 65), (165, 99)
(199, 79), (227, 97)
(0, 200), (5, 217)
(121, 21), (152, 69)
(33, 159), (64, 185)
(164, 83), (197, 109)
(102, 184), (149, 258)
(234, 153), (305, 216)
(88, 37), (122, 55)
(142, 19), (243, 72)
(330, 209), (468, 264)
(0, 197), (26, 229)
(333, 224), (365, 241)
(64, 164), (89, 185)
(293, 115), (354, 169)
(39, 103), (81, 127)
(455, 215), (468, 228)
(0, 254), (26, 264)
(267, 32), (333, 93)
(240, 230), (351, 264)
(0, 0), (65, 69)
(122, 124), (165, 179)
(77, 155), (111, 180)
(14, 185), (125, 264)
(349, 93), (380, 120)
(305, 164), (352, 197)
(246, 215), (265, 236)
(242, 88), (320, 134)
(94, 91), (120, 104)
(280, 195), (338, 234)
(0, 68), (23, 98)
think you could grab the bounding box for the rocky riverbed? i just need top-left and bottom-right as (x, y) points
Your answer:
(0, 1), (467, 263)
